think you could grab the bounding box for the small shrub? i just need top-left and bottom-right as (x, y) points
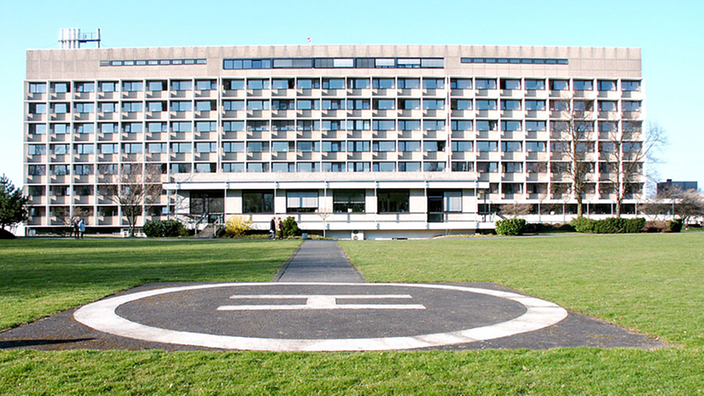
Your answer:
(644, 220), (668, 233)
(495, 218), (526, 236)
(623, 217), (646, 233)
(283, 216), (301, 238)
(143, 220), (186, 237)
(668, 218), (683, 233)
(224, 215), (253, 237)
(571, 217), (596, 233)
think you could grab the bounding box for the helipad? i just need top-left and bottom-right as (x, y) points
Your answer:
(74, 282), (568, 352)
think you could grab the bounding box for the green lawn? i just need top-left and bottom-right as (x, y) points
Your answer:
(1, 234), (703, 395)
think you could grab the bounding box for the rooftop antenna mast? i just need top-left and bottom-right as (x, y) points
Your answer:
(59, 28), (101, 49)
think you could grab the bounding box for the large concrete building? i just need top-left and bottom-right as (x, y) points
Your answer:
(23, 44), (645, 238)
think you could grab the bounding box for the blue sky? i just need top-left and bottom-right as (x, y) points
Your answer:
(1, 0), (702, 190)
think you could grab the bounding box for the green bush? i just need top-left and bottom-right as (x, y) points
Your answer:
(668, 218), (683, 233)
(143, 220), (186, 237)
(572, 217), (645, 234)
(283, 216), (301, 238)
(571, 217), (596, 233)
(495, 218), (526, 236)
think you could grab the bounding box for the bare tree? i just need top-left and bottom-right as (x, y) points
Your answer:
(499, 203), (533, 218)
(642, 186), (704, 224)
(101, 162), (163, 236)
(550, 103), (596, 217)
(600, 122), (666, 217)
(315, 207), (332, 238)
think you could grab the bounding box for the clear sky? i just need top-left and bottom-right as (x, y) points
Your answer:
(1, 0), (702, 191)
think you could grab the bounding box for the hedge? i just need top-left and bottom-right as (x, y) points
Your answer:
(571, 217), (646, 234)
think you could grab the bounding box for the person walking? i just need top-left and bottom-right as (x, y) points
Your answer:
(73, 219), (79, 239)
(77, 218), (86, 239)
(269, 217), (276, 240)
(276, 217), (283, 240)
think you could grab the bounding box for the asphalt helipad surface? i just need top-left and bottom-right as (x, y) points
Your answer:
(0, 240), (665, 351)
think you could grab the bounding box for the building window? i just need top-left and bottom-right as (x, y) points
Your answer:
(170, 163), (191, 173)
(476, 120), (498, 131)
(502, 162), (523, 173)
(501, 121), (522, 131)
(347, 141), (370, 152)
(476, 100), (497, 110)
(51, 82), (70, 93)
(500, 100), (521, 111)
(525, 79), (546, 90)
(122, 81), (143, 92)
(170, 101), (191, 112)
(322, 162), (346, 172)
(333, 190), (365, 213)
(243, 191), (274, 213)
(29, 124), (47, 134)
(99, 143), (118, 154)
(29, 103), (47, 114)
(451, 120), (472, 131)
(171, 142), (191, 153)
(573, 80), (593, 91)
(322, 141), (345, 152)
(622, 80), (641, 92)
(451, 99), (473, 110)
(477, 162), (498, 173)
(223, 142), (244, 153)
(272, 162), (294, 172)
(550, 80), (569, 91)
(347, 99), (370, 110)
(451, 162), (473, 172)
(223, 163), (244, 173)
(373, 162), (395, 172)
(28, 165), (46, 175)
(475, 79), (497, 90)
(28, 144), (46, 155)
(224, 79), (245, 90)
(398, 141), (421, 152)
(75, 82), (95, 93)
(51, 144), (70, 155)
(147, 143), (167, 153)
(450, 78), (472, 90)
(398, 162), (421, 172)
(348, 78), (370, 89)
(372, 78), (395, 89)
(377, 190), (410, 213)
(297, 78), (320, 89)
(123, 122), (143, 133)
(99, 81), (117, 92)
(52, 124), (70, 134)
(171, 80), (192, 91)
(526, 141), (546, 152)
(74, 164), (93, 175)
(28, 83), (47, 93)
(424, 162), (445, 172)
(171, 121), (192, 132)
(74, 144), (94, 154)
(597, 80), (617, 91)
(286, 191), (318, 212)
(99, 102), (116, 113)
(500, 79), (521, 90)
(622, 101), (642, 112)
(195, 142), (217, 153)
(525, 121), (546, 132)
(52, 103), (69, 114)
(322, 78), (345, 89)
(451, 141), (473, 152)
(398, 120), (421, 131)
(122, 102), (143, 113)
(423, 120), (445, 131)
(476, 141), (498, 152)
(423, 78), (445, 89)
(423, 99), (444, 110)
(398, 78), (420, 89)
(373, 141), (396, 152)
(598, 101), (618, 112)
(423, 141), (446, 152)
(525, 100), (546, 111)
(196, 80), (217, 90)
(373, 99), (395, 110)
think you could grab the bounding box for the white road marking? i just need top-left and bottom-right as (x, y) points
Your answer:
(219, 294), (426, 310)
(73, 283), (569, 352)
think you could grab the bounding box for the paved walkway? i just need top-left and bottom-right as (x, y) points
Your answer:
(273, 240), (365, 283)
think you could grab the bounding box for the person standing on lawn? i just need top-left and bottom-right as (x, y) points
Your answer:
(269, 217), (276, 240)
(77, 218), (86, 239)
(276, 217), (283, 240)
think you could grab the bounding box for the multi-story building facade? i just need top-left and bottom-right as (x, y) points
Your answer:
(24, 45), (645, 239)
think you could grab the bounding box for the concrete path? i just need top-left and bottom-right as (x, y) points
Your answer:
(273, 240), (365, 283)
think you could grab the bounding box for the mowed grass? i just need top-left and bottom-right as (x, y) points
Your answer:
(340, 233), (704, 348)
(0, 238), (300, 330)
(1, 234), (703, 394)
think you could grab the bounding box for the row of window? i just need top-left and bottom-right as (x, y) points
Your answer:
(27, 78), (641, 94)
(223, 57), (444, 70)
(27, 120), (643, 135)
(100, 59), (207, 67)
(27, 99), (643, 114)
(28, 138), (641, 157)
(461, 57), (568, 65)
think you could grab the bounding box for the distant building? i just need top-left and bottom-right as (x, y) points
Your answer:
(23, 44), (645, 239)
(657, 179), (699, 195)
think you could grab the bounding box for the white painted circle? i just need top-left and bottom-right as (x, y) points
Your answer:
(74, 283), (568, 351)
